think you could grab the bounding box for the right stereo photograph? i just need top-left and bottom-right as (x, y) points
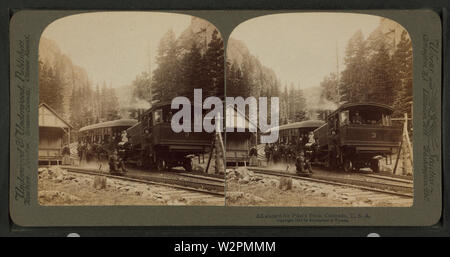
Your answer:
(225, 13), (414, 207)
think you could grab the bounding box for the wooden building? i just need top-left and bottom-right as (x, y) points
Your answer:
(225, 104), (258, 166)
(38, 103), (72, 165)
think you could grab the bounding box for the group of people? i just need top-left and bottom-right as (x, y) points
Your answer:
(343, 111), (383, 126)
(264, 143), (302, 165)
(77, 142), (108, 163)
(74, 131), (129, 174)
(263, 131), (316, 175)
(75, 140), (127, 173)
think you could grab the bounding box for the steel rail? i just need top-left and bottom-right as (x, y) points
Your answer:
(248, 168), (413, 198)
(63, 167), (225, 197)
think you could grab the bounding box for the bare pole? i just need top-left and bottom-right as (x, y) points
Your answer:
(336, 41), (340, 104)
(147, 42), (152, 105)
(148, 42), (152, 78)
(204, 27), (207, 52)
(392, 28), (396, 53)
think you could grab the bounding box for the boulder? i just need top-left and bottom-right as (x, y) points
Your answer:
(238, 176), (250, 184)
(278, 177), (293, 190)
(38, 168), (48, 174)
(244, 193), (266, 203)
(234, 167), (254, 179)
(93, 176), (107, 189)
(226, 191), (244, 202)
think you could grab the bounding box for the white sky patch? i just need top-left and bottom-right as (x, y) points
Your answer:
(41, 12), (192, 89)
(230, 12), (381, 89)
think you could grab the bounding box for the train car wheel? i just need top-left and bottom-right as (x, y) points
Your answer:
(343, 159), (353, 172)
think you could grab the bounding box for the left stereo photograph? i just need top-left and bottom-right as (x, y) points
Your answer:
(36, 12), (225, 206)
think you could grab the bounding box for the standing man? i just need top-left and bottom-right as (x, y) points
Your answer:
(61, 143), (71, 165)
(249, 145), (258, 166)
(330, 130), (340, 168)
(264, 144), (272, 166)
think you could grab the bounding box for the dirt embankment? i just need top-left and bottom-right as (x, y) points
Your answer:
(225, 167), (409, 207)
(38, 166), (214, 206)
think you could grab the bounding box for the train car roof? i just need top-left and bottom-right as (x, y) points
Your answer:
(126, 121), (142, 131)
(330, 102), (394, 116)
(79, 119), (138, 132)
(264, 120), (325, 133)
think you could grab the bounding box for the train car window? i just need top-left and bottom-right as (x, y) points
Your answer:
(340, 111), (349, 126)
(153, 109), (162, 125)
(166, 110), (173, 123)
(164, 105), (173, 123)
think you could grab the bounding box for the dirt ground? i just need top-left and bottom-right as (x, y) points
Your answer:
(225, 167), (411, 207)
(38, 166), (218, 206)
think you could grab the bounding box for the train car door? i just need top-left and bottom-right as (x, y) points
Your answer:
(328, 113), (340, 167)
(145, 111), (154, 143)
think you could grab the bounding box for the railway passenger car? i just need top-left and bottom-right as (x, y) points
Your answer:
(311, 102), (402, 172)
(78, 118), (138, 161)
(78, 119), (138, 146)
(275, 120), (326, 145)
(259, 120), (325, 165)
(125, 102), (213, 171)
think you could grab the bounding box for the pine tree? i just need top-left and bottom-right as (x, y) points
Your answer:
(100, 81), (108, 122)
(288, 84), (296, 122)
(38, 60), (65, 115)
(151, 29), (181, 103)
(281, 85), (289, 124)
(340, 30), (369, 103)
(293, 88), (307, 122)
(240, 53), (255, 98)
(132, 72), (152, 103)
(105, 87), (121, 121)
(319, 72), (339, 104)
(69, 85), (82, 129)
(367, 42), (395, 105)
(180, 41), (204, 100)
(392, 30), (413, 117)
(94, 83), (101, 121)
(226, 61), (244, 98)
(203, 29), (224, 98)
(80, 80), (94, 126)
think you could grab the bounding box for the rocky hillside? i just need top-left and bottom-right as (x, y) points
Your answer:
(226, 38), (250, 66)
(226, 37), (279, 97)
(177, 17), (221, 53)
(39, 37), (91, 119)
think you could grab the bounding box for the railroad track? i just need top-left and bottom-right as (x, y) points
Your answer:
(174, 172), (225, 183)
(359, 172), (413, 183)
(62, 166), (225, 197)
(247, 167), (413, 198)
